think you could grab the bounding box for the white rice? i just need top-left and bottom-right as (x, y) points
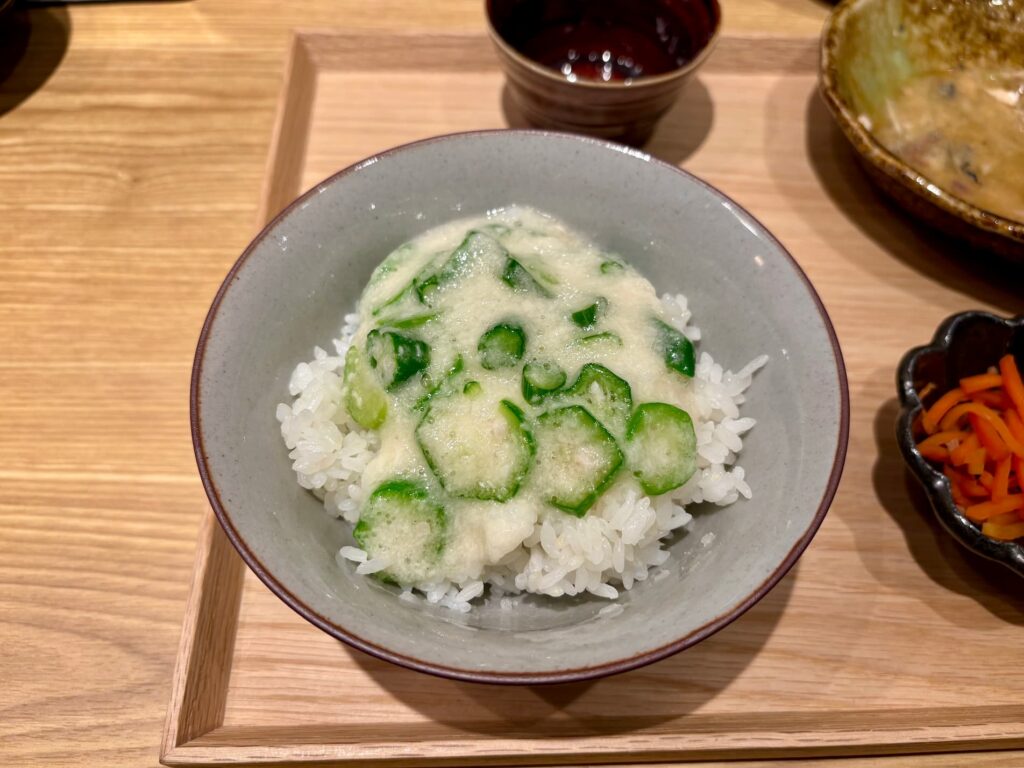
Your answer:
(276, 294), (767, 612)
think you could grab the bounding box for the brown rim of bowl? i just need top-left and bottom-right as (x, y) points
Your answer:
(191, 129), (850, 685)
(484, 1), (722, 90)
(819, 0), (1024, 245)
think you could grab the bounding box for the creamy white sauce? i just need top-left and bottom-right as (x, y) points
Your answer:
(350, 206), (697, 584)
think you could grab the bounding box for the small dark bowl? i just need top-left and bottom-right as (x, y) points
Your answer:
(896, 312), (1024, 576)
(486, 0), (720, 145)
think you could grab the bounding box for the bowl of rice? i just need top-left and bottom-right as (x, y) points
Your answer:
(193, 130), (848, 684)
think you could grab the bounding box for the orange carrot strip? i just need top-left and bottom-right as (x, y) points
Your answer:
(922, 387), (967, 434)
(970, 413), (1010, 462)
(992, 456), (1013, 502)
(1006, 409), (1024, 444)
(959, 373), (1003, 393)
(965, 494), (1024, 522)
(950, 433), (980, 466)
(981, 520), (1024, 541)
(917, 430), (968, 454)
(988, 511), (1021, 526)
(979, 471), (994, 490)
(999, 354), (1024, 417)
(967, 448), (988, 476)
(939, 402), (1024, 458)
(919, 445), (949, 461)
(970, 390), (1012, 410)
(960, 475), (990, 498)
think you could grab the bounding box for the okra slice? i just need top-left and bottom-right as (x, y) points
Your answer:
(342, 345), (388, 430)
(416, 231), (507, 305)
(532, 405), (623, 517)
(478, 323), (526, 370)
(366, 329), (430, 390)
(414, 355), (464, 412)
(556, 363), (632, 435)
(570, 297), (607, 330)
(573, 331), (622, 348)
(416, 390), (535, 502)
(521, 360), (567, 405)
(386, 313), (437, 330)
(625, 403), (697, 495)
(653, 318), (695, 378)
(353, 479), (447, 584)
(501, 257), (554, 297)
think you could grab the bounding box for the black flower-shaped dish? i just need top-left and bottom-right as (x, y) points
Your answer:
(897, 311), (1024, 577)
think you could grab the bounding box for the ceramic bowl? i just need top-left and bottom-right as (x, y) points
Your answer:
(896, 312), (1024, 576)
(486, 0), (720, 145)
(193, 130), (849, 683)
(820, 0), (1024, 262)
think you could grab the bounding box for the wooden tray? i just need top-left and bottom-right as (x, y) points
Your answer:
(161, 30), (1024, 767)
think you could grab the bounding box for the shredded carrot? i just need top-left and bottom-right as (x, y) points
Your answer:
(999, 355), (1024, 416)
(922, 387), (967, 434)
(970, 413), (1011, 462)
(960, 373), (1003, 394)
(981, 520), (1024, 541)
(964, 495), (1024, 522)
(967, 447), (987, 476)
(992, 456), (1013, 502)
(916, 354), (1024, 542)
(1006, 408), (1024, 444)
(939, 402), (1024, 457)
(950, 433), (980, 466)
(970, 390), (1012, 410)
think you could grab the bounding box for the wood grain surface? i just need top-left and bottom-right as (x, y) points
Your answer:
(160, 26), (1024, 768)
(0, 1), (1021, 767)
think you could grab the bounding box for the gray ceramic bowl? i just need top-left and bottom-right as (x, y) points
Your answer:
(193, 130), (849, 684)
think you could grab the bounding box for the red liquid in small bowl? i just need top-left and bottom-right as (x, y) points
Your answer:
(489, 0), (719, 83)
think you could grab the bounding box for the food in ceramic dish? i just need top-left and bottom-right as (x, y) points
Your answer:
(276, 206), (766, 610)
(914, 353), (1024, 541)
(870, 68), (1024, 223)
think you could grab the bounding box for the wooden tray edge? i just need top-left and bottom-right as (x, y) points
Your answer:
(161, 27), (1024, 768)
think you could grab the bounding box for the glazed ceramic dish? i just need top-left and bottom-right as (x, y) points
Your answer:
(192, 130), (849, 683)
(897, 312), (1024, 577)
(821, 0), (1024, 262)
(486, 0), (720, 145)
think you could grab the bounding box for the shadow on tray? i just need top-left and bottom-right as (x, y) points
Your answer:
(0, 5), (70, 116)
(500, 78), (715, 167)
(345, 563), (794, 736)
(870, 397), (1024, 625)
(802, 90), (1024, 316)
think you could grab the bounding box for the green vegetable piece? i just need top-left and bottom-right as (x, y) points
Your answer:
(625, 403), (698, 495)
(368, 242), (414, 286)
(521, 360), (567, 405)
(478, 322), (526, 370)
(570, 297), (607, 330)
(533, 405), (623, 516)
(366, 329), (430, 390)
(353, 479), (447, 584)
(573, 331), (623, 348)
(557, 363), (632, 435)
(342, 346), (388, 429)
(414, 355), (464, 412)
(502, 257), (554, 297)
(385, 313), (437, 330)
(416, 392), (535, 501)
(463, 380), (482, 396)
(654, 318), (695, 378)
(416, 231), (507, 305)
(599, 259), (624, 274)
(372, 281), (421, 321)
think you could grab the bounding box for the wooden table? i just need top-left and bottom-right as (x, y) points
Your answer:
(1, 1), (1020, 767)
